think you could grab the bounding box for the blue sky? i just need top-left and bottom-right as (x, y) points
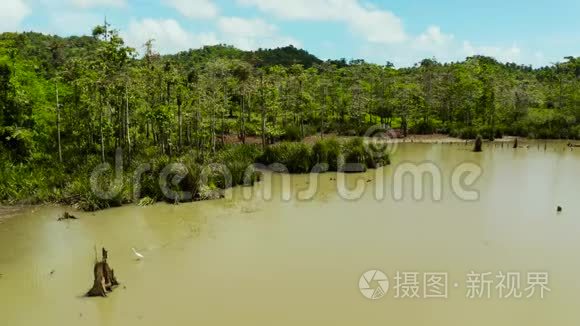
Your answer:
(2, 0), (579, 67)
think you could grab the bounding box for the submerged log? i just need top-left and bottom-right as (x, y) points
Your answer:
(86, 248), (119, 297)
(57, 212), (78, 221)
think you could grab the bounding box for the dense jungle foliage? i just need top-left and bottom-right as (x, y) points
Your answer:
(1, 24), (579, 208)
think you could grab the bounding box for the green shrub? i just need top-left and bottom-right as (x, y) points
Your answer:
(450, 125), (506, 140)
(570, 126), (580, 140)
(175, 155), (202, 201)
(343, 137), (366, 164)
(410, 120), (435, 135)
(506, 121), (531, 137)
(0, 126), (36, 161)
(370, 148), (391, 168)
(280, 125), (302, 141)
(214, 144), (262, 186)
(138, 154), (170, 201)
(303, 124), (319, 137)
(456, 127), (478, 139)
(477, 126), (504, 140)
(356, 124), (375, 136)
(311, 138), (341, 171)
(259, 142), (312, 173)
(342, 137), (390, 170)
(63, 168), (131, 211)
(343, 129), (358, 136)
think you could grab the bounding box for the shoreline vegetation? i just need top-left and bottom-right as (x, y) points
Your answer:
(0, 133), (575, 212)
(1, 136), (391, 211)
(3, 25), (580, 211)
(1, 133), (567, 213)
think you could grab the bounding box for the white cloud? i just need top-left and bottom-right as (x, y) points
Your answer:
(218, 17), (276, 38)
(360, 26), (527, 67)
(124, 18), (218, 54)
(165, 0), (219, 19)
(534, 51), (545, 63)
(415, 26), (454, 50)
(349, 6), (405, 44)
(404, 25), (457, 62)
(0, 0), (30, 31)
(217, 17), (300, 50)
(462, 41), (521, 63)
(237, 0), (339, 19)
(70, 0), (126, 8)
(237, 0), (406, 44)
(122, 17), (297, 55)
(236, 1), (539, 66)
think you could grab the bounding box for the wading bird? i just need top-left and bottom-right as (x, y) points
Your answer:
(132, 248), (144, 260)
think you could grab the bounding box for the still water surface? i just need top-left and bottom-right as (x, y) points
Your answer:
(1, 142), (580, 325)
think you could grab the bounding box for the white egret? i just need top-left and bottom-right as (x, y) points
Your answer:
(132, 247), (144, 260)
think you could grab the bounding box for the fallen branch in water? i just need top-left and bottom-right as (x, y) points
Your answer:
(57, 212), (78, 221)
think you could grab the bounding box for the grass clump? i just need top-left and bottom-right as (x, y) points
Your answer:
(342, 138), (368, 172)
(214, 144), (262, 186)
(258, 138), (391, 174)
(342, 137), (390, 170)
(0, 137), (392, 211)
(311, 138), (341, 171)
(258, 142), (312, 173)
(280, 125), (303, 141)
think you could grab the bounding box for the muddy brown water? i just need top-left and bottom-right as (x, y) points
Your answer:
(1, 142), (580, 325)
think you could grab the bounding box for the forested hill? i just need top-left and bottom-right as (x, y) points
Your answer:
(0, 32), (98, 77)
(0, 32), (322, 71)
(168, 44), (323, 68)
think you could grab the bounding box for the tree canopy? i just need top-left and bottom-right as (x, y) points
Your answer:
(2, 26), (580, 207)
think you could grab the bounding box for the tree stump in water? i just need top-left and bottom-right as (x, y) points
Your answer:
(473, 136), (483, 152)
(86, 248), (119, 297)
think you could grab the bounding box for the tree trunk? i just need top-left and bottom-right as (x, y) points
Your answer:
(247, 93), (252, 122)
(211, 101), (216, 153)
(321, 86), (327, 139)
(222, 84), (227, 146)
(240, 93), (246, 144)
(177, 94), (182, 150)
(260, 75), (266, 150)
(125, 84), (131, 157)
(186, 118), (191, 146)
(196, 104), (202, 151)
(86, 248), (119, 297)
(99, 92), (105, 163)
(56, 82), (62, 163)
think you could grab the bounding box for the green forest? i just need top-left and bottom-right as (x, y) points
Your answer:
(1, 24), (580, 209)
